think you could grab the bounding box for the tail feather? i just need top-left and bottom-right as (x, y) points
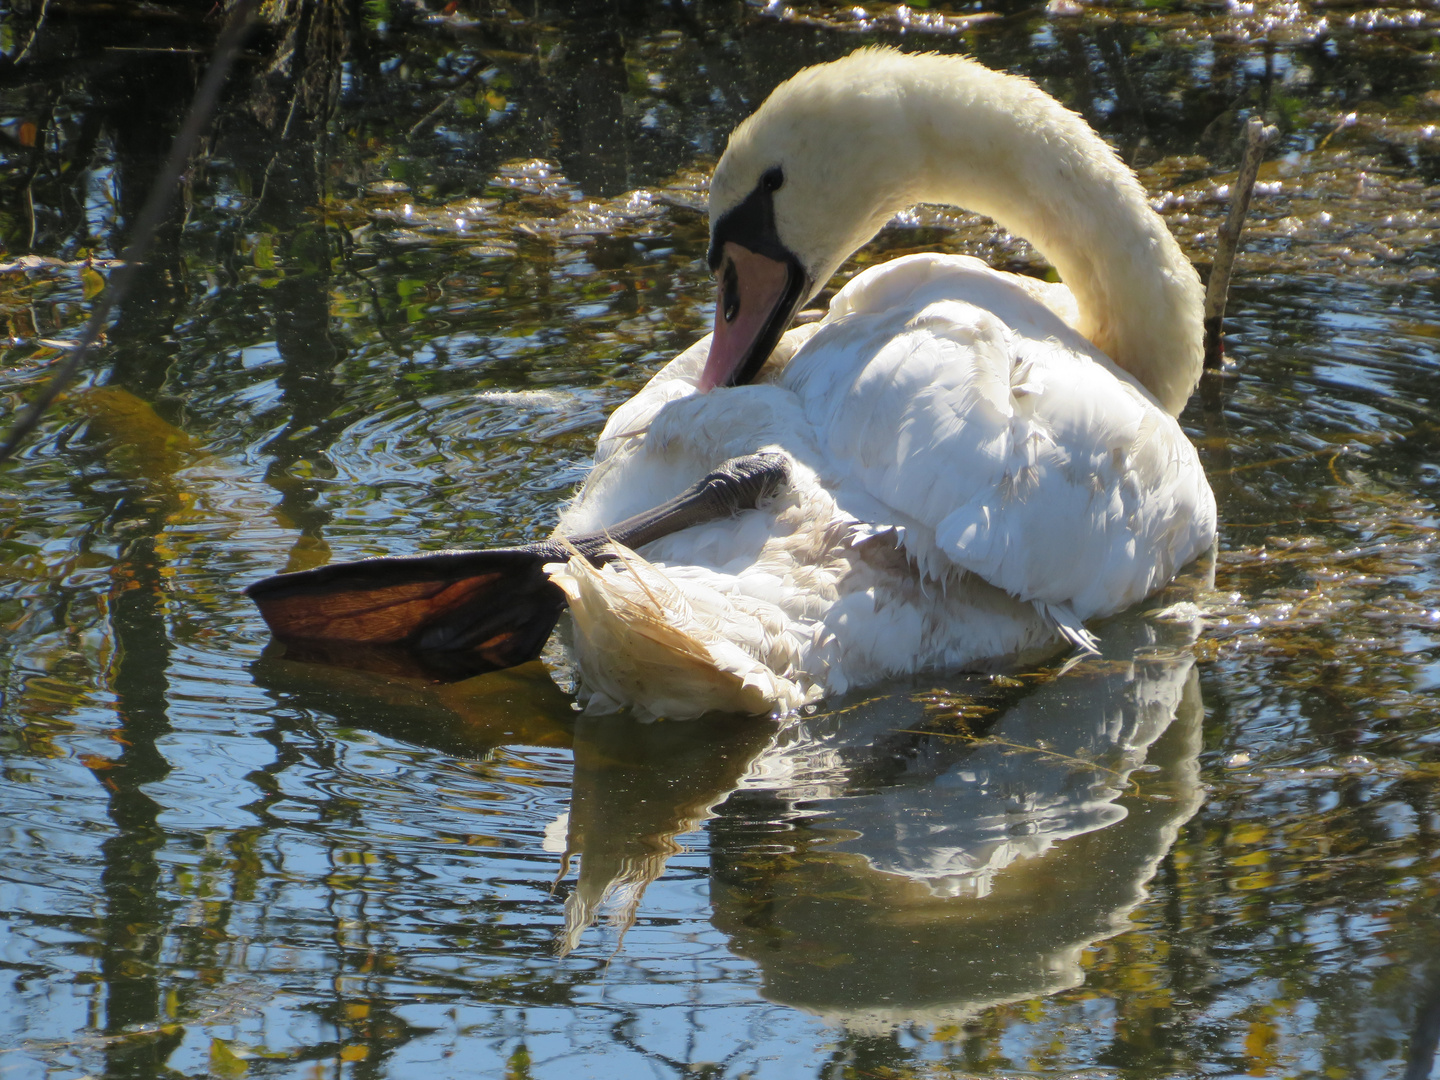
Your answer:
(1037, 600), (1101, 655)
(548, 542), (818, 720)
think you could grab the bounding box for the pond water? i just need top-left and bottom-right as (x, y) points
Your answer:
(2, 2), (1440, 1077)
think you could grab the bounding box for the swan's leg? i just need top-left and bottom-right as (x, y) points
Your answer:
(571, 449), (791, 556)
(246, 452), (790, 677)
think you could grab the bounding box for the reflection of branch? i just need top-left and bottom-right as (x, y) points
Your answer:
(10, 978), (269, 1055)
(406, 60), (486, 142)
(802, 690), (905, 723)
(11, 0), (53, 65)
(331, 232), (415, 372)
(240, 89), (304, 227)
(1203, 116), (1279, 371)
(1214, 434), (1382, 476)
(0, 0), (261, 464)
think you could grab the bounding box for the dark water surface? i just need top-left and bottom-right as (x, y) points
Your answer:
(2, 2), (1439, 1077)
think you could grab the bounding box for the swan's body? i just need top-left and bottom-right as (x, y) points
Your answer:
(548, 49), (1216, 719)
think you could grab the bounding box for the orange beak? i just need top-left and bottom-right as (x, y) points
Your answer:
(698, 241), (807, 392)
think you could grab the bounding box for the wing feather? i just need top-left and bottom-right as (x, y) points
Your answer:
(783, 253), (1215, 623)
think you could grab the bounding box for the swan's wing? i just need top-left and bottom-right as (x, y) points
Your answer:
(784, 256), (1216, 622)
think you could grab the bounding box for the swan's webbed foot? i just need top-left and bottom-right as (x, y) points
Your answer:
(245, 546), (568, 679)
(245, 451), (792, 681)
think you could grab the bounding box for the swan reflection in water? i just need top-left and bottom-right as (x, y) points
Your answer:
(255, 603), (1203, 1027)
(553, 606), (1202, 1025)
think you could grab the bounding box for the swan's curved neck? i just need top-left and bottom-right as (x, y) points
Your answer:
(894, 60), (1202, 415)
(743, 55), (1203, 417)
(716, 52), (1203, 412)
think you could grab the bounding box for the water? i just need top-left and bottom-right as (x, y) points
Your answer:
(2, 2), (1439, 1077)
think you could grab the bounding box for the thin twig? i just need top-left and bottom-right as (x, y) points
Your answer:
(1203, 116), (1279, 371)
(19, 97), (55, 250)
(0, 0), (261, 465)
(240, 85), (303, 226)
(406, 60), (487, 141)
(11, 0), (53, 65)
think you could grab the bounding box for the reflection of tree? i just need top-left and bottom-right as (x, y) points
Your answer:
(31, 41), (197, 1079)
(224, 3), (357, 565)
(1406, 946), (1440, 1080)
(99, 52), (192, 407)
(96, 527), (184, 1079)
(247, 656), (588, 1067)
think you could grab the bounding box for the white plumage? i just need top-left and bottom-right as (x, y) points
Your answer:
(547, 50), (1217, 719)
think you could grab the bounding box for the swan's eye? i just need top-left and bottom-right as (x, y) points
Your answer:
(761, 167), (784, 192)
(721, 260), (741, 323)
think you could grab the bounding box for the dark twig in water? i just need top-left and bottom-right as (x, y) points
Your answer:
(0, 0), (260, 466)
(1203, 116), (1279, 372)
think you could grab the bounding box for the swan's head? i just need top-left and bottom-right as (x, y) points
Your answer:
(700, 49), (918, 391)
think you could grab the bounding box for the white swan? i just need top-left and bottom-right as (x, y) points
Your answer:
(547, 48), (1217, 719)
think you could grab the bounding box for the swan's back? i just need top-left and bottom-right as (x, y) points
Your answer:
(784, 254), (1214, 619)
